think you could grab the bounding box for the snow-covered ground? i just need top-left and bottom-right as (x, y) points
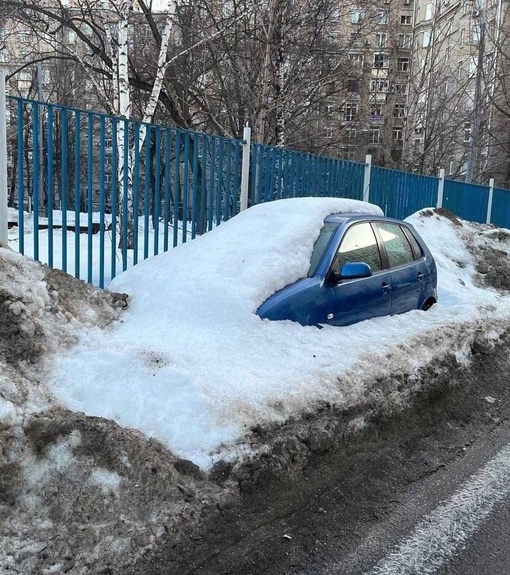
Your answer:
(4, 199), (510, 574)
(6, 199), (510, 469)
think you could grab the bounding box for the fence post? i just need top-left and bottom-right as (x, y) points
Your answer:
(240, 125), (251, 211)
(437, 168), (445, 209)
(0, 70), (8, 247)
(363, 154), (372, 203)
(486, 177), (494, 224)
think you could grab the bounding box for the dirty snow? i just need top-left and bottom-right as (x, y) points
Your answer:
(4, 199), (510, 573)
(30, 198), (510, 469)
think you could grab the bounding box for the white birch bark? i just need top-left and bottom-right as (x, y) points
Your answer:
(115, 0), (135, 249)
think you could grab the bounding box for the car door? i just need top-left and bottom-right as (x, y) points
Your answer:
(327, 222), (392, 326)
(374, 222), (423, 314)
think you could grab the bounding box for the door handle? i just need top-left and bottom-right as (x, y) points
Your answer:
(381, 282), (391, 294)
(417, 272), (423, 281)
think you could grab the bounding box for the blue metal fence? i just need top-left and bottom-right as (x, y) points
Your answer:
(443, 180), (489, 224)
(370, 166), (439, 220)
(8, 96), (242, 287)
(491, 188), (510, 228)
(250, 143), (365, 203)
(6, 96), (510, 288)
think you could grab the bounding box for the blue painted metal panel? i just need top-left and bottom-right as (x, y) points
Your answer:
(443, 179), (489, 224)
(490, 188), (510, 229)
(370, 166), (438, 219)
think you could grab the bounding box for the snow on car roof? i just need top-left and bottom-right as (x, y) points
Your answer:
(111, 197), (383, 313)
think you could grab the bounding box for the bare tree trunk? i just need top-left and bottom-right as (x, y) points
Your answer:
(253, 0), (281, 144)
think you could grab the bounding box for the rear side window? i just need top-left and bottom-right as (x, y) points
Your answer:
(377, 223), (414, 268)
(334, 222), (382, 272)
(403, 228), (424, 259)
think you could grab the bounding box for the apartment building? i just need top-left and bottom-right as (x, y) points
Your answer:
(1, 0), (509, 183)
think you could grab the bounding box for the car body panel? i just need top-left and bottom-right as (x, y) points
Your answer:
(256, 212), (437, 327)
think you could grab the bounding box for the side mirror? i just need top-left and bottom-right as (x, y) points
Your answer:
(329, 262), (372, 284)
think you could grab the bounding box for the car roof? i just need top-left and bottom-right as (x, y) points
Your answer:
(324, 212), (406, 225)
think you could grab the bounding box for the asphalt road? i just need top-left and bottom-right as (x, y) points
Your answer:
(132, 334), (510, 575)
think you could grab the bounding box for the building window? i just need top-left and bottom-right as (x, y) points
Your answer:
(68, 31), (77, 44)
(468, 56), (477, 76)
(347, 78), (359, 93)
(349, 53), (363, 66)
(17, 29), (30, 42)
(399, 33), (412, 48)
(393, 127), (403, 142)
(422, 30), (431, 47)
(457, 60), (464, 79)
(330, 7), (341, 21)
(395, 82), (407, 94)
(394, 103), (406, 118)
(401, 14), (412, 24)
(464, 122), (472, 142)
(445, 45), (452, 64)
(369, 128), (380, 143)
(351, 9), (364, 23)
(325, 127), (333, 139)
(325, 103), (334, 115)
(472, 23), (480, 44)
(370, 104), (383, 116)
(344, 103), (358, 121)
(350, 31), (361, 46)
(347, 128), (358, 139)
(377, 10), (389, 23)
(424, 2), (433, 19)
(376, 33), (387, 47)
(373, 52), (389, 68)
(370, 79), (389, 92)
(397, 57), (410, 71)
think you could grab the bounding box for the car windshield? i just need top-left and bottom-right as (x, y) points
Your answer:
(308, 221), (339, 277)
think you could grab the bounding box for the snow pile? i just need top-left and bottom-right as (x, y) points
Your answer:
(0, 254), (222, 574)
(45, 201), (510, 469)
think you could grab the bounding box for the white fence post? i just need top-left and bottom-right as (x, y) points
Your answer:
(486, 177), (494, 224)
(0, 69), (8, 247)
(363, 154), (372, 203)
(240, 125), (251, 211)
(437, 168), (445, 209)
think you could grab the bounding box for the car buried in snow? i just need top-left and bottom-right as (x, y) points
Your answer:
(257, 212), (437, 327)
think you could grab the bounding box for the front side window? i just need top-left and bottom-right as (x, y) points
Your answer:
(334, 223), (382, 273)
(308, 222), (339, 276)
(377, 223), (414, 267)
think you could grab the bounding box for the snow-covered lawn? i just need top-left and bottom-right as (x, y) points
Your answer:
(5, 198), (508, 469)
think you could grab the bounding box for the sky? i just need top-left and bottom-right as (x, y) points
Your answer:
(5, 198), (510, 470)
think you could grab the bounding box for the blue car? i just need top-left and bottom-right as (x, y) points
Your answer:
(257, 213), (437, 327)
